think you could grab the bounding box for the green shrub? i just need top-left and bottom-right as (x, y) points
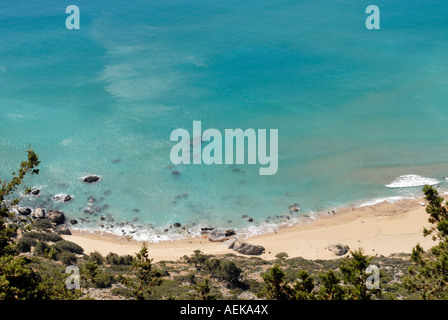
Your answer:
(21, 231), (42, 241)
(6, 223), (19, 237)
(34, 241), (51, 256)
(21, 230), (62, 243)
(204, 258), (242, 288)
(175, 272), (197, 285)
(40, 231), (63, 243)
(54, 240), (84, 254)
(275, 252), (289, 259)
(17, 237), (36, 252)
(57, 251), (78, 265)
(111, 287), (134, 299)
(106, 252), (120, 264)
(32, 219), (53, 230)
(89, 251), (104, 265)
(93, 273), (114, 288)
(106, 252), (133, 265)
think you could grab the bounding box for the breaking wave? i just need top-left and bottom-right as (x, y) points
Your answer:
(385, 175), (440, 188)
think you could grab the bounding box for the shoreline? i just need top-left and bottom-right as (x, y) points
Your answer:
(62, 196), (437, 262)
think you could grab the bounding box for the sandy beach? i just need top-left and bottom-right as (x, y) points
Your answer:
(63, 197), (436, 262)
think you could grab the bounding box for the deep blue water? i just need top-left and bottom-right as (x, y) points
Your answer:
(1, 0), (448, 241)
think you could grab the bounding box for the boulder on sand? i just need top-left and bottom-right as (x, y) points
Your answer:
(222, 238), (237, 249)
(327, 243), (349, 256)
(56, 227), (72, 235)
(233, 241), (265, 255)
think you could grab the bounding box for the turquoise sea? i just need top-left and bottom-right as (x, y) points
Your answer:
(1, 0), (448, 241)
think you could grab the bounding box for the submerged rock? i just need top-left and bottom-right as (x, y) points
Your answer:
(82, 175), (101, 183)
(288, 203), (300, 212)
(30, 188), (41, 196)
(53, 193), (74, 203)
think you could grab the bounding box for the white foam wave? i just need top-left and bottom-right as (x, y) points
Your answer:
(53, 193), (74, 203)
(356, 196), (415, 208)
(385, 174), (440, 188)
(71, 215), (312, 244)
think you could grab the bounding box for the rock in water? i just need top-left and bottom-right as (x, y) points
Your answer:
(327, 243), (349, 256)
(47, 210), (66, 225)
(82, 175), (101, 183)
(288, 203), (300, 212)
(208, 230), (229, 242)
(53, 193), (74, 203)
(30, 188), (41, 196)
(208, 229), (237, 242)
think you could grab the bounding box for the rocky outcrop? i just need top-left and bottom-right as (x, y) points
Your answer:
(327, 243), (349, 256)
(222, 238), (238, 249)
(56, 227), (72, 235)
(207, 229), (237, 242)
(32, 208), (45, 219)
(47, 209), (66, 225)
(17, 207), (32, 216)
(208, 230), (228, 242)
